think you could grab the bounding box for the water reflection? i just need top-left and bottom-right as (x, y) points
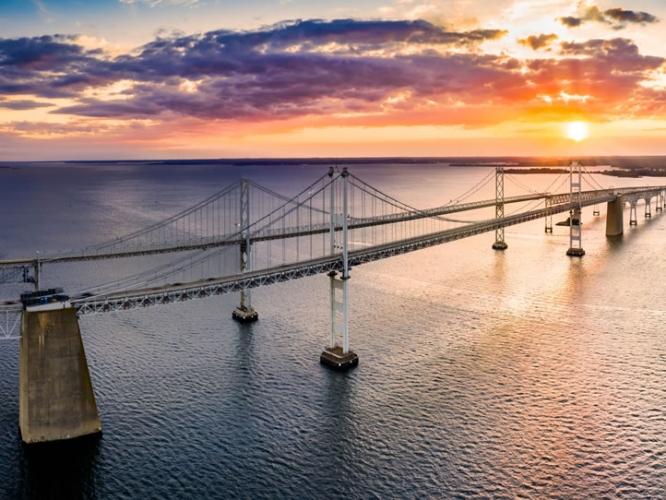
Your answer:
(20, 434), (101, 499)
(321, 369), (354, 487)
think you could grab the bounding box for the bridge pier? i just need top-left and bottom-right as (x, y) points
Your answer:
(320, 168), (358, 370)
(566, 162), (585, 257)
(605, 198), (624, 237)
(20, 307), (101, 443)
(233, 180), (258, 324)
(629, 202), (638, 226)
(320, 271), (358, 370)
(645, 198), (652, 219)
(544, 197), (553, 233)
(232, 239), (258, 323)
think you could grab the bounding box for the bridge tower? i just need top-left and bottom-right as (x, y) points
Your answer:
(566, 161), (585, 257)
(321, 167), (358, 370)
(544, 196), (553, 233)
(492, 166), (508, 250)
(232, 179), (259, 323)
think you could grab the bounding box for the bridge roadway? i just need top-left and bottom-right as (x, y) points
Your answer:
(0, 186), (661, 268)
(38, 185), (660, 315)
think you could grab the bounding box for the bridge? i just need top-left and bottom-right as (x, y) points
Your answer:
(2, 163), (665, 443)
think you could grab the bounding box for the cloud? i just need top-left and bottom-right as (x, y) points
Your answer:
(559, 16), (582, 28)
(0, 34), (107, 98)
(1, 19), (510, 116)
(559, 4), (659, 29)
(0, 99), (52, 110)
(80, 19), (510, 120)
(604, 8), (658, 25)
(527, 38), (664, 111)
(518, 34), (558, 51)
(0, 120), (110, 136)
(0, 19), (664, 131)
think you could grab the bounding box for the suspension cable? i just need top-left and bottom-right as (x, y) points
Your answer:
(89, 181), (240, 251)
(79, 173), (338, 297)
(348, 176), (471, 224)
(506, 174), (541, 194)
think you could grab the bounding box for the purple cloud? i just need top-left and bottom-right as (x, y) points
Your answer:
(0, 98), (52, 110)
(559, 5), (659, 29)
(0, 19), (663, 126)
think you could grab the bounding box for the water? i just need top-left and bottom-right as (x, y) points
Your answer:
(0, 162), (665, 498)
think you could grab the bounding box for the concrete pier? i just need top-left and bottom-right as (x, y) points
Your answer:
(19, 308), (101, 444)
(232, 306), (258, 323)
(320, 346), (359, 370)
(566, 247), (586, 257)
(606, 198), (624, 237)
(491, 241), (508, 251)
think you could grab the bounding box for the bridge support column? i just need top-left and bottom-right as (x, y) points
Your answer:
(566, 162), (585, 257)
(32, 259), (41, 291)
(233, 179), (258, 323)
(492, 167), (508, 250)
(321, 168), (358, 370)
(20, 307), (101, 443)
(656, 192), (663, 212)
(605, 198), (624, 237)
(629, 202), (638, 226)
(645, 198), (652, 219)
(544, 197), (553, 233)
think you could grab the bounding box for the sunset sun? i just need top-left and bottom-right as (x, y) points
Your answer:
(566, 121), (590, 142)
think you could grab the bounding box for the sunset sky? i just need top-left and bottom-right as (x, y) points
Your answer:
(1, 0), (665, 159)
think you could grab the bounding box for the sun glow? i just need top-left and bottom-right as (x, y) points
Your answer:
(566, 121), (589, 142)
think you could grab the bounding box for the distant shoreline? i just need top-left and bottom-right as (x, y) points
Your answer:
(1, 156), (664, 171)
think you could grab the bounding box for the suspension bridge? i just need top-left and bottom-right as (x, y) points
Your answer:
(3, 163), (666, 443)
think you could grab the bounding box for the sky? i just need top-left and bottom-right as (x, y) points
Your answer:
(0, 0), (665, 160)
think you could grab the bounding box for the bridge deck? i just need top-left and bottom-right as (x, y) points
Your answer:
(66, 189), (625, 314)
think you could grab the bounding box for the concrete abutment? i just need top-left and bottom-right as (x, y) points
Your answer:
(605, 198), (624, 237)
(19, 307), (101, 444)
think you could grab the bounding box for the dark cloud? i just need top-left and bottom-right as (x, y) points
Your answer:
(0, 34), (111, 98)
(559, 5), (659, 29)
(56, 51), (524, 120)
(0, 19), (508, 103)
(0, 99), (52, 110)
(0, 34), (85, 69)
(604, 8), (658, 25)
(0, 19), (663, 126)
(559, 16), (582, 28)
(518, 34), (558, 50)
(558, 37), (664, 71)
